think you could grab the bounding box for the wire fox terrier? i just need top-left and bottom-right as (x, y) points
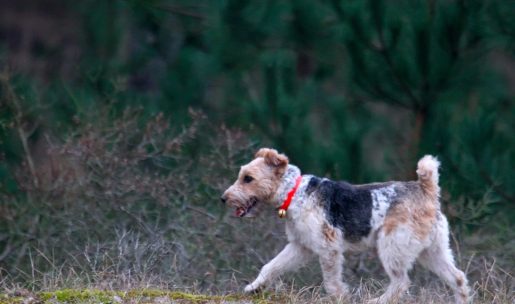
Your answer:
(221, 148), (470, 303)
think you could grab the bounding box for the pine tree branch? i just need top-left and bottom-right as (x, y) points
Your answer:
(155, 4), (205, 20)
(445, 155), (514, 204)
(479, 169), (515, 204)
(372, 16), (421, 110)
(330, 0), (417, 109)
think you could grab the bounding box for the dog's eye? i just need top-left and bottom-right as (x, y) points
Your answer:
(243, 175), (254, 183)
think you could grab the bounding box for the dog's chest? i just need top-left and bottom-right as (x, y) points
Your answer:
(285, 201), (332, 248)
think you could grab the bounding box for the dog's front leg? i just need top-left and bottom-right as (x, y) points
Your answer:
(244, 242), (311, 293)
(319, 250), (350, 298)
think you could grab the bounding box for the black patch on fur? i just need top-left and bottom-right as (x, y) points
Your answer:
(309, 177), (373, 243)
(306, 176), (322, 195)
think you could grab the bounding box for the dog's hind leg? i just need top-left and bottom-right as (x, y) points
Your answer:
(417, 217), (470, 304)
(244, 242), (312, 293)
(417, 248), (470, 304)
(369, 229), (423, 304)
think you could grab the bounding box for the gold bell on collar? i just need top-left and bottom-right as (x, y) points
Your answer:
(278, 209), (287, 218)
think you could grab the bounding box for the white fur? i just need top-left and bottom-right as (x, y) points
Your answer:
(417, 155), (441, 185)
(370, 185), (397, 230)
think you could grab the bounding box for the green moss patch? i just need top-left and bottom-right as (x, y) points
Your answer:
(0, 289), (286, 303)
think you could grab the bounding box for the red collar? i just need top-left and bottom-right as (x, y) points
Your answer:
(277, 175), (303, 218)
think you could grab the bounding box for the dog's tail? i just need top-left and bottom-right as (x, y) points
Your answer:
(416, 155), (440, 199)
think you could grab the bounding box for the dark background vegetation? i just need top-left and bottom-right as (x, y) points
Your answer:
(0, 0), (513, 300)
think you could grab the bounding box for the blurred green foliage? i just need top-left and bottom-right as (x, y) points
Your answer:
(0, 0), (514, 287)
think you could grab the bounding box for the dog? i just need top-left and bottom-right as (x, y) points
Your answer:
(221, 148), (470, 303)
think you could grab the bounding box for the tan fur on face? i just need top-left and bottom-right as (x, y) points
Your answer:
(223, 148), (288, 208)
(254, 148), (289, 176)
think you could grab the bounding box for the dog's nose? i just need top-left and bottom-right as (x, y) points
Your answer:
(220, 195), (227, 204)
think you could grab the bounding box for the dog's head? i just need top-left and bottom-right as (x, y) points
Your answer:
(221, 148), (289, 217)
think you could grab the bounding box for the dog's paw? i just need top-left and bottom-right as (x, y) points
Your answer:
(326, 283), (352, 301)
(366, 298), (379, 304)
(366, 296), (386, 304)
(331, 293), (352, 303)
(244, 283), (262, 294)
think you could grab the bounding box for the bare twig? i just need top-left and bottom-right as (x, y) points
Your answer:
(0, 239), (12, 262)
(0, 71), (39, 189)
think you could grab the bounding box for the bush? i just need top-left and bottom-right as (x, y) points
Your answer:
(0, 106), (283, 291)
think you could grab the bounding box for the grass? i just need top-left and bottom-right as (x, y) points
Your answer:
(0, 256), (512, 304)
(0, 221), (513, 303)
(0, 282), (513, 304)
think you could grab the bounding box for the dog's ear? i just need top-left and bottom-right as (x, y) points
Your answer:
(255, 148), (289, 168)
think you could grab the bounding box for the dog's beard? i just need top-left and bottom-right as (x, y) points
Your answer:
(234, 197), (260, 218)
